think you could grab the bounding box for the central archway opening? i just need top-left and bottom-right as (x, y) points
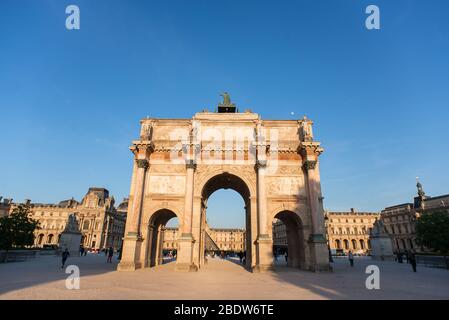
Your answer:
(200, 173), (252, 270)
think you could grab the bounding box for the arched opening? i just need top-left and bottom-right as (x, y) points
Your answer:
(408, 239), (414, 249)
(400, 239), (406, 250)
(335, 239), (341, 249)
(359, 239), (365, 250)
(37, 234), (44, 245)
(200, 173), (251, 270)
(272, 210), (305, 269)
(147, 209), (179, 268)
(343, 239), (349, 250)
(351, 239), (357, 250)
(47, 234), (54, 244)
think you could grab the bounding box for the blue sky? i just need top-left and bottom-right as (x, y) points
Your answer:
(1, 0), (448, 228)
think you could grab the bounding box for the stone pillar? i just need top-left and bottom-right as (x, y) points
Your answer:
(118, 158), (148, 271)
(254, 160), (273, 272)
(303, 159), (330, 271)
(175, 160), (197, 272)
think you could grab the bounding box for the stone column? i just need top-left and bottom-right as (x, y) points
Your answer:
(303, 158), (330, 271)
(175, 160), (197, 272)
(118, 158), (148, 271)
(254, 160), (273, 272)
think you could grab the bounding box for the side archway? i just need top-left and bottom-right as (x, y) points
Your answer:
(272, 210), (305, 269)
(146, 209), (178, 268)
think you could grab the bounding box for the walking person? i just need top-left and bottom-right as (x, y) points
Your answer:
(61, 248), (70, 269)
(348, 250), (354, 267)
(409, 251), (417, 272)
(107, 246), (114, 264)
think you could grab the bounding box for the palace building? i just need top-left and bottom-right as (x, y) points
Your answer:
(163, 225), (246, 253)
(10, 187), (127, 251)
(380, 181), (449, 252)
(325, 209), (379, 254)
(0, 197), (12, 218)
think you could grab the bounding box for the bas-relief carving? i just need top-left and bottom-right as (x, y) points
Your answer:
(148, 176), (186, 194)
(267, 176), (305, 196)
(274, 165), (302, 175)
(149, 165), (185, 174)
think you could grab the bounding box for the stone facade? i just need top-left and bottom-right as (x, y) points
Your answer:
(118, 101), (330, 273)
(162, 226), (245, 252)
(381, 182), (449, 253)
(325, 209), (379, 254)
(10, 188), (127, 251)
(272, 219), (287, 250)
(0, 197), (12, 218)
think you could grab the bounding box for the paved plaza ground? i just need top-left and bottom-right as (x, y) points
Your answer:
(0, 254), (448, 300)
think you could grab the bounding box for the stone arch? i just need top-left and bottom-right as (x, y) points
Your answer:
(37, 233), (44, 245)
(359, 239), (365, 250)
(351, 239), (357, 250)
(47, 234), (54, 244)
(343, 239), (349, 250)
(146, 208), (179, 268)
(335, 239), (341, 249)
(272, 210), (306, 269)
(198, 171), (254, 270)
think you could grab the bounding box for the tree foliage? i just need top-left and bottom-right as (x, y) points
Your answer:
(0, 204), (40, 251)
(415, 210), (449, 255)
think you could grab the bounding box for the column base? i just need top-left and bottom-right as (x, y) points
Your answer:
(117, 261), (142, 271)
(252, 264), (275, 273)
(117, 232), (143, 272)
(308, 233), (331, 272)
(175, 263), (199, 272)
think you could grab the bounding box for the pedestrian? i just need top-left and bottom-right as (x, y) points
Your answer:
(409, 251), (417, 272)
(107, 246), (114, 264)
(405, 250), (410, 264)
(348, 250), (354, 267)
(285, 251), (288, 262)
(397, 252), (403, 263)
(79, 246), (84, 257)
(238, 251), (243, 263)
(61, 248), (70, 269)
(274, 251), (278, 262)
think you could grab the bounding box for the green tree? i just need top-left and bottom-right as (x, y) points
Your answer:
(0, 205), (40, 258)
(415, 210), (449, 265)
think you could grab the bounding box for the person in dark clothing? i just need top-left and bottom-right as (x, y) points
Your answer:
(409, 252), (417, 272)
(61, 249), (70, 268)
(397, 252), (403, 263)
(348, 251), (354, 267)
(238, 251), (243, 263)
(107, 247), (114, 263)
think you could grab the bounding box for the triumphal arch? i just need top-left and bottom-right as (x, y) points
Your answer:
(118, 94), (330, 272)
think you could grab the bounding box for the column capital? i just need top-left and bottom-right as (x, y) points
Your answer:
(303, 160), (317, 171)
(254, 159), (267, 171)
(185, 159), (197, 171)
(135, 159), (149, 169)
